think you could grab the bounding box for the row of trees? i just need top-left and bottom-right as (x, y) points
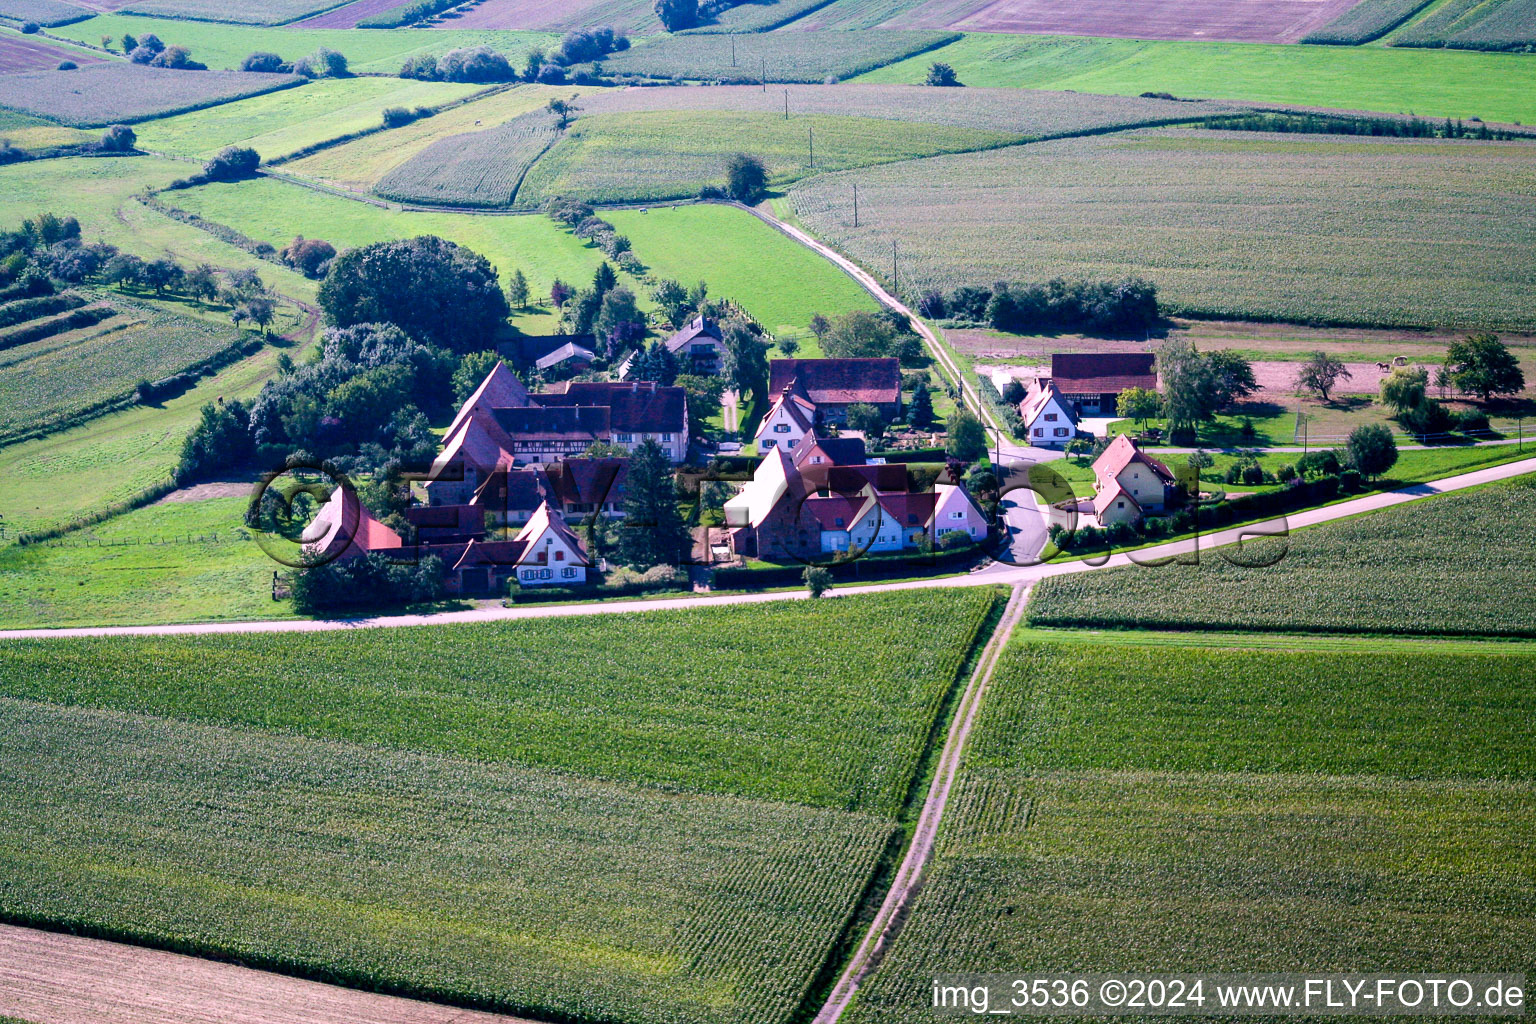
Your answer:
(113, 32), (207, 70)
(239, 47), (348, 78)
(917, 277), (1160, 335)
(811, 308), (926, 364)
(399, 29), (626, 84)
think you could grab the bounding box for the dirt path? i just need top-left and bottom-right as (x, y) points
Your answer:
(0, 923), (536, 1024)
(154, 481), (252, 503)
(815, 582), (1032, 1024)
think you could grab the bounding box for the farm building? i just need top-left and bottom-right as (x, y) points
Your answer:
(300, 486), (402, 562)
(768, 358), (901, 424)
(535, 341), (596, 374)
(1018, 380), (1079, 447)
(1049, 353), (1156, 416)
(1088, 434), (1177, 527)
(724, 432), (986, 560)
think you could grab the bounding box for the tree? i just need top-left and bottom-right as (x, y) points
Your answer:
(924, 61), (961, 86)
(280, 236), (336, 279)
(654, 0), (698, 31)
(725, 153), (769, 205)
(617, 439), (690, 568)
(550, 277), (572, 308)
(507, 268), (529, 310)
(1116, 385), (1160, 428)
(184, 263), (218, 304)
(1379, 366), (1428, 414)
(1186, 449), (1214, 472)
(821, 310), (898, 360)
(630, 341), (679, 386)
(908, 380), (934, 428)
(946, 410), (987, 462)
(804, 565), (832, 598)
(203, 146), (260, 181)
(141, 257), (184, 296)
(1156, 337), (1216, 440)
(241, 294), (276, 335)
(721, 317), (770, 406)
(1001, 378), (1026, 405)
(676, 373), (724, 435)
(241, 51), (284, 72)
(1346, 422), (1397, 479)
(120, 33), (137, 52)
(1444, 333), (1524, 400)
(651, 278), (694, 327)
(846, 402), (885, 440)
(594, 286), (645, 357)
(104, 252), (144, 291)
(325, 363), (414, 441)
(452, 351), (501, 403)
(1206, 349), (1259, 410)
(318, 235), (509, 353)
(592, 261), (617, 296)
(311, 47), (347, 76)
(1296, 350), (1351, 403)
(99, 124), (136, 153)
(777, 336), (799, 358)
(176, 400), (253, 484)
(547, 97), (578, 128)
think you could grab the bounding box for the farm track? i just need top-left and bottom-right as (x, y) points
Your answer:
(813, 582), (1032, 1024)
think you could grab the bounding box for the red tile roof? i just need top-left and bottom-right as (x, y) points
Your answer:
(1093, 434), (1175, 495)
(1051, 352), (1156, 394)
(531, 381), (687, 434)
(546, 457), (628, 507)
(770, 358), (900, 407)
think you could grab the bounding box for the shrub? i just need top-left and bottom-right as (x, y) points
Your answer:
(725, 153), (768, 204)
(804, 565), (832, 598)
(382, 106), (418, 128)
(1454, 408), (1491, 435)
(1339, 468), (1363, 492)
(924, 61), (961, 86)
(289, 552), (444, 614)
(20, 21), (39, 33)
(1241, 462), (1264, 486)
(204, 146), (260, 181)
(241, 52), (285, 73)
(99, 124), (136, 152)
(654, 0), (698, 31)
(57, 60), (77, 70)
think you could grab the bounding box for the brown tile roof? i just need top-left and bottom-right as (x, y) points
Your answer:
(445, 360), (529, 439)
(1051, 352), (1156, 394)
(531, 381), (687, 434)
(546, 457), (628, 507)
(826, 464), (908, 494)
(472, 464), (551, 514)
(663, 314), (721, 354)
(793, 433), (867, 467)
(770, 358), (900, 407)
(1019, 380), (1075, 426)
(493, 405), (611, 439)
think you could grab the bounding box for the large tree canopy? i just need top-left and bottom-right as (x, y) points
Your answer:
(318, 236), (509, 354)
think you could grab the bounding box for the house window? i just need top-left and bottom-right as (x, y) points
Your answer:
(561, 567), (576, 578)
(1034, 428), (1044, 437)
(616, 433), (633, 443)
(788, 439), (798, 448)
(1054, 427), (1068, 437)
(950, 511), (965, 520)
(536, 551), (547, 563)
(1117, 501), (1126, 509)
(774, 424), (790, 433)
(540, 568), (552, 579)
(811, 456), (824, 464)
(866, 517), (877, 527)
(555, 550), (565, 562)
(522, 569), (537, 581)
(1044, 413), (1058, 422)
(662, 433), (672, 442)
(763, 439), (776, 448)
(834, 517), (844, 527)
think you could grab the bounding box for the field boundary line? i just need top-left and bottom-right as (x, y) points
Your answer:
(812, 581), (1031, 1024)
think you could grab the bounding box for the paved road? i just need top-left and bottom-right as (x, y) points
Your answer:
(4, 454), (1530, 640)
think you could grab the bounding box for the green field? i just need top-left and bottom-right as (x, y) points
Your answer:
(373, 107), (560, 207)
(0, 698), (892, 1024)
(844, 634), (1536, 1021)
(605, 204), (879, 334)
(604, 29), (959, 83)
(1028, 475), (1536, 636)
(793, 130), (1536, 330)
(857, 33), (1536, 126)
(0, 588), (996, 810)
(0, 496), (292, 626)
(133, 76), (484, 160)
(283, 83), (595, 188)
(52, 14), (554, 72)
(0, 298), (248, 440)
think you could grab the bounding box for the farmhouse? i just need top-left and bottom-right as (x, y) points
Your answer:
(768, 358), (901, 424)
(1088, 434), (1177, 526)
(1050, 353), (1156, 416)
(301, 486), (402, 562)
(1018, 380), (1079, 447)
(724, 432), (987, 560)
(663, 314), (723, 375)
(445, 501), (593, 593)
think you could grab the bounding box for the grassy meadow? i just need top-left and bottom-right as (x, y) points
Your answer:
(844, 633), (1536, 1021)
(793, 130), (1536, 330)
(132, 76), (485, 161)
(1028, 474), (1536, 636)
(603, 29), (960, 83)
(51, 14), (555, 71)
(605, 204), (879, 334)
(857, 33), (1536, 125)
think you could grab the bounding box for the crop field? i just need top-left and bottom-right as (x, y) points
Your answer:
(118, 0), (352, 24)
(0, 587), (997, 808)
(517, 111), (1019, 206)
(132, 76), (483, 160)
(0, 62), (300, 127)
(0, 302), (247, 440)
(0, 29), (100, 71)
(1303, 0), (1435, 42)
(790, 0), (1362, 42)
(295, 0), (414, 27)
(843, 634), (1536, 1021)
(1028, 475), (1536, 637)
(374, 107), (559, 206)
(0, 496), (294, 626)
(603, 29), (959, 83)
(432, 0), (658, 31)
(605, 204), (878, 334)
(0, 698), (894, 1024)
(1393, 0), (1536, 47)
(792, 131), (1536, 330)
(857, 34), (1536, 126)
(167, 176), (623, 334)
(283, 83), (596, 189)
(0, 0), (91, 25)
(50, 14), (555, 72)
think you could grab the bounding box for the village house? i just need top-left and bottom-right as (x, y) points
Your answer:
(767, 358), (901, 425)
(663, 314), (723, 375)
(1087, 434), (1178, 527)
(1048, 352), (1157, 416)
(1018, 379), (1079, 447)
(754, 383), (817, 454)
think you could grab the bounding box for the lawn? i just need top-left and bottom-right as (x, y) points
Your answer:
(282, 83), (599, 189)
(132, 76), (484, 161)
(1027, 473), (1536, 636)
(52, 13), (555, 72)
(855, 33), (1536, 126)
(0, 587), (998, 812)
(0, 698), (893, 1024)
(166, 175), (619, 334)
(843, 633), (1536, 1021)
(792, 130), (1536, 331)
(605, 204), (879, 334)
(0, 495), (294, 625)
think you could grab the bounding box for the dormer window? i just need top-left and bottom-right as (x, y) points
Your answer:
(834, 517), (845, 527)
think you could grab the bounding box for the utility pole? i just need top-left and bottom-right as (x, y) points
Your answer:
(852, 183), (858, 227)
(891, 239), (897, 288)
(730, 34), (736, 66)
(808, 125), (813, 168)
(761, 57), (766, 92)
(784, 88), (789, 120)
